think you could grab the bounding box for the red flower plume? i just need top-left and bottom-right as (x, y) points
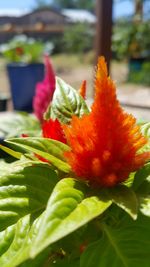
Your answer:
(42, 119), (67, 144)
(63, 57), (150, 187)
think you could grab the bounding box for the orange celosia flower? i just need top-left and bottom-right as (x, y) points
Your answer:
(63, 57), (150, 187)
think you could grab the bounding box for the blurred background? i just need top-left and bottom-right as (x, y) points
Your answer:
(0, 0), (150, 120)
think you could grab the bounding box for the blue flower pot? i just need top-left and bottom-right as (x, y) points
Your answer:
(129, 57), (146, 72)
(7, 63), (44, 112)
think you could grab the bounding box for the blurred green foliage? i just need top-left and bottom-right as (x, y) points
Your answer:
(112, 19), (150, 60)
(62, 23), (95, 54)
(52, 0), (95, 11)
(128, 61), (150, 86)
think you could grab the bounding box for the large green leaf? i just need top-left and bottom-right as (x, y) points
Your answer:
(0, 161), (58, 266)
(132, 162), (150, 190)
(46, 77), (89, 123)
(19, 243), (51, 267)
(141, 122), (150, 138)
(81, 214), (150, 267)
(6, 137), (71, 173)
(0, 214), (51, 267)
(139, 122), (150, 153)
(0, 112), (40, 139)
(0, 144), (22, 159)
(105, 185), (138, 219)
(123, 172), (135, 188)
(135, 175), (150, 217)
(0, 161), (57, 231)
(31, 178), (112, 257)
(48, 259), (80, 267)
(139, 196), (150, 217)
(0, 215), (36, 267)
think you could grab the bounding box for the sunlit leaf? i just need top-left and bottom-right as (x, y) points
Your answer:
(0, 161), (58, 266)
(140, 197), (150, 217)
(136, 175), (150, 217)
(132, 162), (150, 190)
(47, 77), (89, 123)
(106, 185), (138, 219)
(141, 122), (150, 138)
(31, 178), (111, 257)
(140, 122), (150, 153)
(0, 144), (22, 159)
(6, 137), (71, 173)
(123, 172), (135, 187)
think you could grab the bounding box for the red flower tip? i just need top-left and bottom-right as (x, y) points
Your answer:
(35, 154), (49, 163)
(42, 118), (67, 144)
(63, 57), (150, 187)
(79, 80), (86, 99)
(21, 134), (29, 138)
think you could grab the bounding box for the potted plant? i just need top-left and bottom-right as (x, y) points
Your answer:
(0, 57), (150, 266)
(112, 20), (150, 79)
(0, 35), (53, 112)
(127, 22), (150, 73)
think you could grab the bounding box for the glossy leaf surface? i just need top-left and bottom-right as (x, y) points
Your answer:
(49, 77), (89, 123)
(0, 161), (58, 266)
(81, 214), (150, 267)
(31, 178), (111, 257)
(6, 137), (71, 173)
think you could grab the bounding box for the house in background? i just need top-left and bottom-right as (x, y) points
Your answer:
(0, 8), (96, 43)
(0, 8), (66, 43)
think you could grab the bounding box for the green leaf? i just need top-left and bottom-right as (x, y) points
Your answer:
(0, 112), (40, 139)
(6, 137), (71, 173)
(0, 144), (22, 159)
(19, 244), (51, 267)
(106, 185), (138, 220)
(0, 222), (16, 257)
(139, 196), (150, 217)
(0, 215), (34, 266)
(0, 214), (47, 267)
(0, 162), (57, 231)
(0, 160), (14, 175)
(31, 178), (111, 257)
(139, 122), (150, 153)
(49, 259), (80, 267)
(0, 161), (58, 266)
(123, 172), (135, 187)
(132, 162), (150, 190)
(136, 175), (150, 217)
(141, 122), (150, 138)
(81, 214), (150, 267)
(47, 77), (89, 123)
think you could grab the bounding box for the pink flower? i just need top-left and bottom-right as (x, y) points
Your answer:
(33, 55), (55, 122)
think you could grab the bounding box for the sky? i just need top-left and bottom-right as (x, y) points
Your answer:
(0, 0), (148, 19)
(0, 0), (36, 10)
(0, 0), (135, 18)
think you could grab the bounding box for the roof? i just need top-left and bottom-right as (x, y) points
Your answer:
(62, 9), (96, 24)
(0, 8), (66, 27)
(22, 7), (66, 19)
(0, 8), (96, 25)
